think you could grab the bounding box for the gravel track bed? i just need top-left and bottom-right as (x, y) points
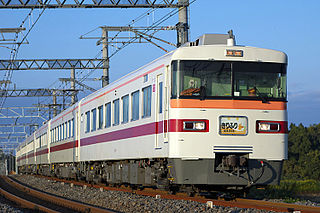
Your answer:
(12, 174), (284, 213)
(0, 202), (24, 213)
(0, 194), (34, 213)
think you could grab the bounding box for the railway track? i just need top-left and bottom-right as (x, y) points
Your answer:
(7, 174), (320, 213)
(0, 175), (115, 213)
(29, 174), (320, 213)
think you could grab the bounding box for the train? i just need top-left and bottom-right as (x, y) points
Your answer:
(16, 32), (288, 195)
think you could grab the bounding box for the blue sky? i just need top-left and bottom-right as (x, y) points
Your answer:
(0, 0), (319, 126)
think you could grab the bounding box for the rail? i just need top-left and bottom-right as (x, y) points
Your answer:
(0, 175), (114, 213)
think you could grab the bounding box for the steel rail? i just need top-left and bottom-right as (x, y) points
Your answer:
(0, 186), (59, 213)
(5, 176), (114, 213)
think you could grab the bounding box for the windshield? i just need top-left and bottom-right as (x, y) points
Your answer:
(171, 60), (287, 101)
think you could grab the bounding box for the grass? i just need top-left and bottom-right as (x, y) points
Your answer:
(248, 179), (320, 200)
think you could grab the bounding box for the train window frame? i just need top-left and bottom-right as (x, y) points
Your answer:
(71, 118), (74, 138)
(85, 111), (90, 133)
(171, 60), (287, 101)
(57, 126), (59, 141)
(122, 95), (129, 124)
(68, 120), (71, 138)
(98, 105), (103, 129)
(159, 82), (163, 114)
(63, 123), (66, 140)
(105, 102), (111, 128)
(142, 85), (152, 118)
(113, 99), (120, 126)
(54, 128), (56, 143)
(62, 123), (65, 140)
(131, 90), (140, 121)
(60, 125), (62, 141)
(57, 125), (60, 141)
(91, 108), (97, 132)
(65, 121), (68, 139)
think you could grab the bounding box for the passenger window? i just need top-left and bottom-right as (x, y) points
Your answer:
(159, 82), (163, 114)
(65, 122), (68, 139)
(113, 99), (119, 126)
(71, 118), (74, 137)
(122, 95), (129, 123)
(98, 105), (103, 129)
(85, 111), (90, 133)
(131, 91), (139, 121)
(54, 128), (56, 142)
(68, 120), (71, 138)
(91, 108), (97, 132)
(105, 102), (111, 128)
(142, 86), (152, 118)
(57, 125), (60, 141)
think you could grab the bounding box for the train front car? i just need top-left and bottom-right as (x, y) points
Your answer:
(167, 34), (287, 192)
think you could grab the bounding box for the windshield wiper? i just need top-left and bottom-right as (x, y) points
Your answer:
(200, 86), (206, 101)
(254, 87), (269, 103)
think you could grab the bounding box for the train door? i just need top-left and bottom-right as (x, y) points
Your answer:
(155, 74), (164, 149)
(73, 111), (79, 162)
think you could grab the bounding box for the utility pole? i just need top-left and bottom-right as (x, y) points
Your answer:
(91, 26), (176, 87)
(101, 28), (109, 87)
(177, 0), (189, 47)
(53, 91), (57, 117)
(71, 68), (76, 104)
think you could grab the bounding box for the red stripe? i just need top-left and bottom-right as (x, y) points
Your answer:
(26, 152), (34, 159)
(50, 140), (78, 152)
(35, 148), (48, 156)
(17, 155), (25, 162)
(19, 119), (208, 160)
(80, 122), (158, 146)
(80, 119), (208, 147)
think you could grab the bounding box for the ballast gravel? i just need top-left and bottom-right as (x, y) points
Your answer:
(11, 174), (311, 213)
(0, 196), (30, 213)
(0, 203), (23, 213)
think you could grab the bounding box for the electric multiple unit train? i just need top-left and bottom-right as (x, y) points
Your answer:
(16, 33), (288, 194)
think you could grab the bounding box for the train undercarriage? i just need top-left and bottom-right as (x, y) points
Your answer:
(18, 155), (283, 195)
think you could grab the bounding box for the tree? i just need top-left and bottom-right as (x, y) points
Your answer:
(283, 123), (320, 180)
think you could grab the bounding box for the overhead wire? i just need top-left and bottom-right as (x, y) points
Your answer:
(0, 5), (49, 144)
(31, 0), (197, 122)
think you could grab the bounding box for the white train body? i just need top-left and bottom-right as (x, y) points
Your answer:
(16, 34), (288, 190)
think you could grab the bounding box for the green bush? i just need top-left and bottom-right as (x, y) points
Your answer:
(283, 123), (320, 180)
(249, 180), (320, 200)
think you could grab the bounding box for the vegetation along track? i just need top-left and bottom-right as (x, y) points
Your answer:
(0, 175), (115, 213)
(22, 174), (320, 213)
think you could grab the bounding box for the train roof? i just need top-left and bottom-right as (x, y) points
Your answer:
(16, 33), (288, 152)
(174, 33), (287, 64)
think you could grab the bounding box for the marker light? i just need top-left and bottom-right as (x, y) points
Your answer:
(256, 120), (288, 133)
(259, 123), (279, 131)
(225, 49), (243, 57)
(183, 121), (206, 131)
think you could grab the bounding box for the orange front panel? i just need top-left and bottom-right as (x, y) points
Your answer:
(170, 99), (287, 110)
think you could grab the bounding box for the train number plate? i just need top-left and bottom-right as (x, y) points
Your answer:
(219, 116), (248, 136)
